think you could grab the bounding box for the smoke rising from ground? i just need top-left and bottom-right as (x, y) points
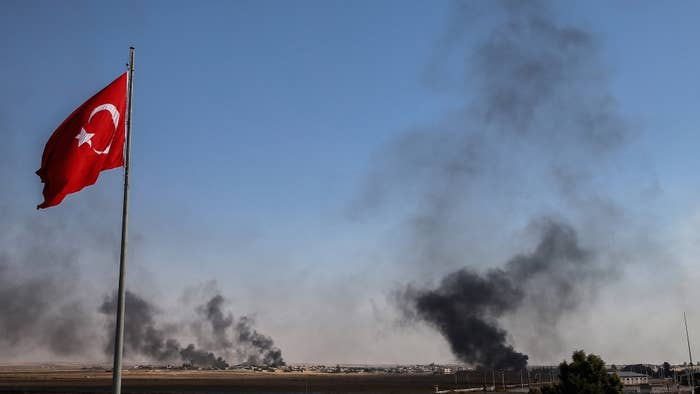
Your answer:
(235, 316), (285, 366)
(99, 291), (182, 362)
(197, 295), (234, 350)
(399, 218), (610, 369)
(360, 1), (636, 367)
(192, 291), (285, 367)
(100, 290), (284, 367)
(0, 220), (284, 367)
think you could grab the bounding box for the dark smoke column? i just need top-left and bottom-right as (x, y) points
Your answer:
(407, 269), (528, 370)
(401, 219), (598, 370)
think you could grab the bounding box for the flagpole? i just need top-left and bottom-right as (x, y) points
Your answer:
(112, 46), (135, 394)
(685, 312), (695, 394)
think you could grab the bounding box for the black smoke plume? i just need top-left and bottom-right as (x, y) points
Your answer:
(191, 292), (285, 367)
(235, 316), (285, 367)
(100, 290), (284, 368)
(197, 294), (234, 349)
(400, 219), (605, 370)
(99, 291), (182, 362)
(180, 344), (229, 369)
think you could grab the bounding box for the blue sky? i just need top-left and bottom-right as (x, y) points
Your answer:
(3, 1), (700, 365)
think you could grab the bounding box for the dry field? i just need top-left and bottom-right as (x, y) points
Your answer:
(0, 367), (475, 394)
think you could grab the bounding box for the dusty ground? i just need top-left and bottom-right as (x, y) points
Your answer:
(0, 367), (476, 394)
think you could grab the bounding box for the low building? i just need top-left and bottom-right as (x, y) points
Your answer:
(612, 371), (648, 386)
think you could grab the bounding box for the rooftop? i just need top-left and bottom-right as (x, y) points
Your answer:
(613, 371), (647, 378)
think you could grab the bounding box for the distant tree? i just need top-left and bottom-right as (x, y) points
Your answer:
(609, 364), (618, 372)
(663, 362), (672, 378)
(530, 350), (623, 394)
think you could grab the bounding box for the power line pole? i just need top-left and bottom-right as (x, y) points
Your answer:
(686, 312), (696, 394)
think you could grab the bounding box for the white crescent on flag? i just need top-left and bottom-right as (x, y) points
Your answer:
(88, 103), (120, 155)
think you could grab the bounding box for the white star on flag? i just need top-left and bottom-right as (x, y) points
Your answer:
(75, 127), (94, 147)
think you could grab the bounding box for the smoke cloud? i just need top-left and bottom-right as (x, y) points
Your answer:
(0, 182), (284, 367)
(100, 290), (284, 368)
(99, 291), (182, 363)
(235, 316), (285, 367)
(0, 216), (100, 360)
(360, 1), (636, 367)
(399, 218), (610, 369)
(198, 294), (234, 350)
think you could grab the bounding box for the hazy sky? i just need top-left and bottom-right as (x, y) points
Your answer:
(2, 0), (700, 366)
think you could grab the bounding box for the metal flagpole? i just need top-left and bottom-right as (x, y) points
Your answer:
(111, 46), (135, 394)
(685, 312), (695, 394)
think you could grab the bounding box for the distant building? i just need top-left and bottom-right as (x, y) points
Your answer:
(611, 371), (648, 386)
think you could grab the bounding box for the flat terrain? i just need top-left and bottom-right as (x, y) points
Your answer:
(0, 367), (478, 394)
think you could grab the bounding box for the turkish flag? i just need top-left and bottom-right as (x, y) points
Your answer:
(36, 73), (127, 209)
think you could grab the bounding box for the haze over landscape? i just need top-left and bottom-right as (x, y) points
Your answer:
(2, 0), (700, 369)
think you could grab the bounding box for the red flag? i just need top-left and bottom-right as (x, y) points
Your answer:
(36, 73), (127, 209)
